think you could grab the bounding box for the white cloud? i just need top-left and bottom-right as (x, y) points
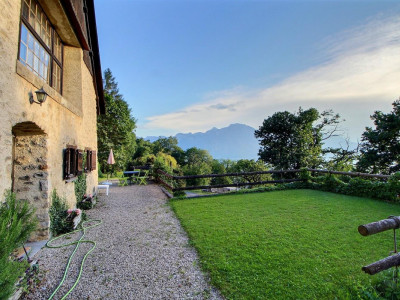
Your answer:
(140, 15), (400, 140)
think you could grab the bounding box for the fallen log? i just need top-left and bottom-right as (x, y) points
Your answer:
(362, 254), (400, 275)
(358, 216), (400, 236)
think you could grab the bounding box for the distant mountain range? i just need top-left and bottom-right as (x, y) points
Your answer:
(145, 123), (260, 160)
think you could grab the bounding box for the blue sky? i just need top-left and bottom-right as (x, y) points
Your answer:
(95, 0), (400, 141)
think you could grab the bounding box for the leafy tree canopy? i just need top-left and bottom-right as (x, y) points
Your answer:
(255, 107), (341, 170)
(357, 100), (400, 174)
(152, 136), (182, 156)
(211, 160), (232, 185)
(97, 68), (136, 172)
(184, 147), (213, 166)
(132, 138), (153, 161)
(322, 139), (359, 172)
(229, 159), (270, 184)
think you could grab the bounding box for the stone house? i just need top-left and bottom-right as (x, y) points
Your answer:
(0, 0), (105, 240)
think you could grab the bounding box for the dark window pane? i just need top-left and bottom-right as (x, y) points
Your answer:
(22, 1), (29, 19)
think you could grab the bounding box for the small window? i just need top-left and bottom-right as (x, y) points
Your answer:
(19, 0), (63, 93)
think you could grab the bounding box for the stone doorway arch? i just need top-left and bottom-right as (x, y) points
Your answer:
(12, 122), (49, 241)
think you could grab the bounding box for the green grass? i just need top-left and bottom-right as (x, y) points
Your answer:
(170, 189), (400, 299)
(98, 171), (124, 181)
(187, 189), (215, 195)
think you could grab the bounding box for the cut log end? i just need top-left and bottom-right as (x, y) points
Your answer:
(358, 225), (369, 236)
(361, 266), (373, 275)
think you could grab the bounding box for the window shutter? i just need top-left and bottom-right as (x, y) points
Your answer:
(91, 150), (97, 171)
(77, 149), (83, 175)
(70, 149), (76, 177)
(64, 148), (70, 179)
(85, 150), (91, 172)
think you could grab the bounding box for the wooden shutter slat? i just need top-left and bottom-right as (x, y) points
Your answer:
(70, 149), (76, 177)
(77, 149), (83, 175)
(64, 148), (70, 179)
(86, 150), (91, 172)
(91, 150), (96, 171)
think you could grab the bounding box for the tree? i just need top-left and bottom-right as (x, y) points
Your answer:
(182, 147), (213, 186)
(255, 107), (341, 170)
(132, 138), (153, 161)
(171, 147), (185, 166)
(210, 160), (232, 185)
(357, 100), (400, 174)
(152, 137), (180, 155)
(229, 159), (270, 185)
(184, 147), (213, 166)
(97, 69), (136, 172)
(323, 138), (359, 172)
(153, 153), (178, 173)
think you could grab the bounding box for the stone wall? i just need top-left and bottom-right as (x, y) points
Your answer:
(13, 135), (49, 240)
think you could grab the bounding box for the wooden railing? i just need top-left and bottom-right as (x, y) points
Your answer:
(156, 168), (390, 193)
(307, 169), (390, 179)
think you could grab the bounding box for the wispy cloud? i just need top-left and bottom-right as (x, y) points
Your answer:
(141, 15), (400, 139)
(209, 103), (237, 111)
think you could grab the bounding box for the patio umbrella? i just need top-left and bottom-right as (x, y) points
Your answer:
(106, 149), (115, 181)
(107, 149), (115, 165)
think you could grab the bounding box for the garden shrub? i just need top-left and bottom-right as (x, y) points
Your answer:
(173, 190), (186, 197)
(98, 167), (103, 178)
(49, 190), (74, 236)
(152, 154), (173, 181)
(77, 194), (95, 210)
(170, 169), (400, 203)
(307, 172), (400, 202)
(355, 270), (400, 300)
(182, 162), (212, 187)
(0, 190), (37, 300)
(299, 168), (312, 182)
(74, 173), (87, 204)
(321, 174), (346, 193)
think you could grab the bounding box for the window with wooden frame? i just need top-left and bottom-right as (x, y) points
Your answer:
(64, 146), (83, 180)
(85, 149), (97, 172)
(19, 0), (63, 93)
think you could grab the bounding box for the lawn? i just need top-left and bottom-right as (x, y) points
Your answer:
(170, 189), (400, 299)
(98, 171), (124, 181)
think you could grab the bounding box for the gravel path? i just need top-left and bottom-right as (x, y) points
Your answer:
(23, 184), (222, 300)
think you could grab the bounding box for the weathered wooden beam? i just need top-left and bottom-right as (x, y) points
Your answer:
(173, 169), (301, 180)
(157, 168), (390, 181)
(157, 178), (173, 191)
(157, 169), (174, 179)
(307, 169), (390, 179)
(362, 254), (400, 275)
(358, 217), (400, 236)
(173, 179), (303, 191)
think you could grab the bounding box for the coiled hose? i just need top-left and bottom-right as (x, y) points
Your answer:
(46, 219), (102, 300)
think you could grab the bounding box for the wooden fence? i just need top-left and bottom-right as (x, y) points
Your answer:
(156, 168), (390, 193)
(359, 216), (400, 276)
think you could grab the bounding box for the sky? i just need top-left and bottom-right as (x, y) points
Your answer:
(95, 0), (400, 142)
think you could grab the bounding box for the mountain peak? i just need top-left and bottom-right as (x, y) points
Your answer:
(145, 124), (259, 160)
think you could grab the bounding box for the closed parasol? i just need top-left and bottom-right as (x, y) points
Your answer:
(107, 149), (115, 165)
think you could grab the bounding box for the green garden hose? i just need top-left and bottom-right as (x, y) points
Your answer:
(46, 219), (102, 300)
